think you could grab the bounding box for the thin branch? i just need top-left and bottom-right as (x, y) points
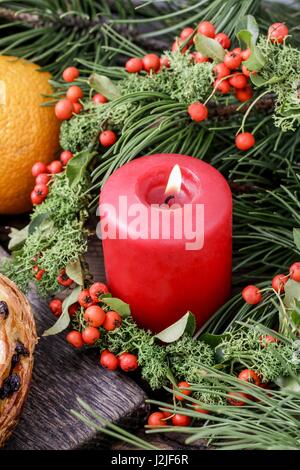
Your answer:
(0, 7), (169, 51)
(209, 94), (274, 119)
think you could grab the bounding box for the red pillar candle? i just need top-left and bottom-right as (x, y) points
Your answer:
(100, 154), (232, 332)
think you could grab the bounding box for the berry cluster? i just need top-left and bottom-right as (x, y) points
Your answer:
(242, 261), (300, 305)
(147, 366), (266, 427)
(49, 281), (139, 374)
(55, 66), (83, 120)
(30, 149), (74, 206)
(124, 20), (289, 154)
(55, 66), (118, 147)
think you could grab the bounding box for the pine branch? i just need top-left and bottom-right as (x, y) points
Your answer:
(209, 93), (274, 119)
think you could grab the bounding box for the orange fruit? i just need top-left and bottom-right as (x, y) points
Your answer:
(0, 56), (60, 214)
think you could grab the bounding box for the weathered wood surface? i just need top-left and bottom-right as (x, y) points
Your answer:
(0, 242), (149, 450)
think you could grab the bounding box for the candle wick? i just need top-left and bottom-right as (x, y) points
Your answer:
(164, 195), (175, 205)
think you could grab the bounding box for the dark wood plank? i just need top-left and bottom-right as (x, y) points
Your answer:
(0, 245), (149, 450)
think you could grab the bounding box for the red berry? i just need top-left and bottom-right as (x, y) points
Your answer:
(213, 62), (230, 79)
(171, 39), (188, 54)
(73, 102), (83, 114)
(68, 302), (80, 316)
(238, 369), (261, 386)
(215, 32), (231, 49)
(171, 414), (191, 426)
(232, 47), (242, 54)
(242, 285), (262, 304)
(148, 412), (167, 427)
(229, 72), (248, 90)
(82, 326), (100, 345)
(268, 22), (288, 44)
(78, 289), (94, 309)
(62, 66), (80, 83)
(49, 298), (62, 317)
(99, 130), (117, 147)
(60, 150), (74, 166)
(188, 102), (208, 122)
(235, 85), (253, 102)
(235, 132), (255, 151)
(84, 305), (106, 327)
(89, 282), (109, 302)
(175, 381), (191, 401)
(241, 48), (251, 61)
(32, 162), (48, 177)
(197, 21), (215, 38)
(103, 311), (122, 331)
(180, 27), (194, 44)
(160, 56), (170, 68)
(66, 85), (83, 103)
(214, 78), (230, 94)
(35, 173), (50, 185)
(191, 52), (209, 63)
(57, 269), (73, 287)
(100, 350), (119, 371)
(55, 99), (74, 120)
(142, 53), (160, 72)
(66, 330), (83, 348)
(93, 93), (108, 105)
(193, 405), (209, 414)
(227, 391), (249, 406)
(259, 335), (278, 346)
(47, 160), (63, 174)
(119, 352), (138, 372)
(224, 51), (242, 70)
(272, 273), (288, 293)
(31, 191), (44, 205)
(289, 262), (300, 282)
(125, 57), (143, 73)
(35, 269), (45, 281)
(33, 183), (48, 199)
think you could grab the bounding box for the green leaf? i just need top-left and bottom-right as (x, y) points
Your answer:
(236, 30), (253, 49)
(89, 74), (121, 101)
(8, 225), (29, 251)
(101, 297), (131, 318)
(194, 34), (225, 62)
(244, 46), (265, 72)
(276, 375), (300, 392)
(236, 15), (259, 46)
(66, 258), (84, 286)
(291, 299), (300, 326)
(200, 332), (228, 347)
(250, 74), (282, 87)
(66, 150), (95, 188)
(293, 228), (300, 251)
(43, 286), (81, 336)
(284, 279), (300, 308)
(154, 311), (196, 343)
(28, 213), (54, 235)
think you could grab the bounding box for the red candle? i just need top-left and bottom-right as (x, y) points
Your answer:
(100, 154), (232, 332)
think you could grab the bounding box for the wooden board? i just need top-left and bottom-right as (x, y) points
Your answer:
(0, 243), (149, 450)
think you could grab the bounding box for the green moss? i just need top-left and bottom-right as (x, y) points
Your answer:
(258, 37), (300, 131)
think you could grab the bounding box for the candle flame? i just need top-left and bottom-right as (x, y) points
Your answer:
(165, 164), (182, 196)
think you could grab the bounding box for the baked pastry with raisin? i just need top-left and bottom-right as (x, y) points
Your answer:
(0, 274), (37, 446)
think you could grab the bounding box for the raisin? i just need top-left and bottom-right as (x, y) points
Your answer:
(0, 383), (11, 399)
(0, 301), (9, 319)
(0, 374), (20, 399)
(15, 341), (29, 356)
(0, 374), (21, 399)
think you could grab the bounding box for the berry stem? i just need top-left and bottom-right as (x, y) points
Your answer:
(237, 90), (269, 134)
